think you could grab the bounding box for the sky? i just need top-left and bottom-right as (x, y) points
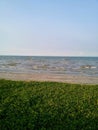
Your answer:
(0, 0), (98, 56)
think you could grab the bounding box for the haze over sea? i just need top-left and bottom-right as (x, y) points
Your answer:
(0, 56), (98, 77)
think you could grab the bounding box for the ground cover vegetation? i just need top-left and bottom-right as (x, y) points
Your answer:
(0, 79), (98, 130)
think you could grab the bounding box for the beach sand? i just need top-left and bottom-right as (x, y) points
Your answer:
(0, 72), (98, 84)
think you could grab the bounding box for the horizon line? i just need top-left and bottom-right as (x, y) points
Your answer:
(0, 54), (98, 57)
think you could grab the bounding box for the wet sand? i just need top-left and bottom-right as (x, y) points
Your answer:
(0, 72), (98, 84)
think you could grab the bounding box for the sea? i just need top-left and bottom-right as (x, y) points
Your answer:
(0, 56), (98, 76)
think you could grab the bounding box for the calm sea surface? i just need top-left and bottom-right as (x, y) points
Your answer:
(0, 56), (98, 76)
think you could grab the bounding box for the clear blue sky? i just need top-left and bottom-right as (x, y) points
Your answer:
(0, 0), (98, 56)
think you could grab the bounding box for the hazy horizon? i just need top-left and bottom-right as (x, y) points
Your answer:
(0, 54), (98, 58)
(0, 0), (97, 56)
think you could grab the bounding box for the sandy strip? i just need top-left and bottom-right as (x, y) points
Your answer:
(0, 72), (98, 84)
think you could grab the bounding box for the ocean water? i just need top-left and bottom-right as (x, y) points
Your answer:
(0, 56), (98, 76)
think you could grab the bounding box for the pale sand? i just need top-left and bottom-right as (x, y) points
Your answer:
(0, 72), (98, 84)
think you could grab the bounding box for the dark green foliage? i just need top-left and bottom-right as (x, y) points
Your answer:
(0, 79), (98, 130)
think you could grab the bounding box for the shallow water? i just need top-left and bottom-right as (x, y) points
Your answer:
(0, 56), (98, 76)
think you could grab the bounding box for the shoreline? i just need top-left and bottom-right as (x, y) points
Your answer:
(0, 72), (98, 84)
